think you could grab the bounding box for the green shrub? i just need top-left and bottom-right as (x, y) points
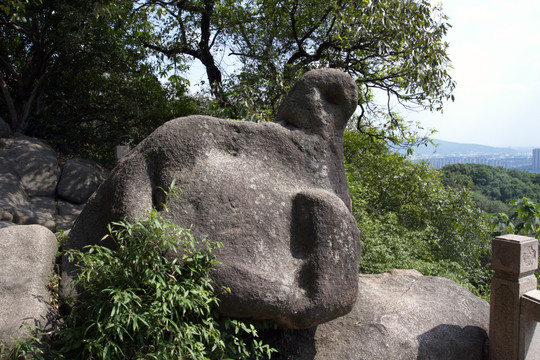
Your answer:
(343, 130), (492, 299)
(4, 205), (275, 359)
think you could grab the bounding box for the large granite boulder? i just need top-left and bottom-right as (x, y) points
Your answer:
(57, 158), (104, 204)
(62, 68), (361, 329)
(0, 155), (30, 211)
(0, 225), (58, 345)
(0, 137), (105, 231)
(274, 270), (489, 360)
(1, 137), (60, 197)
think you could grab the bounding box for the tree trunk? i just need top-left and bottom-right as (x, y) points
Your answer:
(0, 75), (18, 131)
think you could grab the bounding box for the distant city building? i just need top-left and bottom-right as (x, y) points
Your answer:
(533, 148), (540, 172)
(404, 140), (538, 173)
(410, 153), (534, 172)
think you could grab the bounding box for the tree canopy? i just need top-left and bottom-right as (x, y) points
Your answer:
(0, 0), (198, 163)
(133, 0), (455, 143)
(1, 0), (456, 154)
(1, 0), (455, 151)
(344, 131), (491, 297)
(441, 164), (540, 214)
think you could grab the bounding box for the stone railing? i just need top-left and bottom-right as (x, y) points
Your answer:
(489, 234), (540, 359)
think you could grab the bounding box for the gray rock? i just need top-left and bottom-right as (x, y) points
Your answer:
(0, 154), (30, 209)
(277, 66), (359, 140)
(0, 151), (58, 230)
(277, 270), (489, 360)
(55, 214), (79, 232)
(56, 201), (85, 231)
(114, 145), (130, 163)
(30, 196), (57, 216)
(1, 204), (56, 231)
(22, 208), (55, 230)
(0, 225), (58, 345)
(1, 137), (60, 197)
(57, 158), (105, 204)
(57, 200), (85, 216)
(63, 68), (361, 329)
(0, 137), (104, 230)
(0, 221), (14, 229)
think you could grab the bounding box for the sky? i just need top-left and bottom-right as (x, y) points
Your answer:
(185, 1), (540, 148)
(411, 0), (540, 148)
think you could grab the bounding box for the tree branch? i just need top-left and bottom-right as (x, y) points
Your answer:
(299, 4), (333, 43)
(20, 70), (50, 131)
(143, 40), (198, 59)
(0, 54), (20, 78)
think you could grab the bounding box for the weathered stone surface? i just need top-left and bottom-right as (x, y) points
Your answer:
(489, 235), (540, 360)
(55, 214), (79, 232)
(114, 145), (130, 163)
(56, 201), (85, 231)
(277, 67), (359, 140)
(0, 155), (30, 210)
(30, 196), (57, 215)
(0, 221), (14, 229)
(0, 137), (106, 230)
(274, 270), (489, 360)
(1, 137), (60, 197)
(0, 145), (49, 229)
(57, 200), (85, 216)
(7, 205), (56, 230)
(0, 225), (58, 345)
(57, 158), (104, 204)
(63, 68), (361, 329)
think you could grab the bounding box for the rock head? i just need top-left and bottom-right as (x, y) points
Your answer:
(62, 68), (361, 329)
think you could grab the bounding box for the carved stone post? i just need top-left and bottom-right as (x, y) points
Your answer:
(520, 290), (540, 359)
(489, 234), (538, 360)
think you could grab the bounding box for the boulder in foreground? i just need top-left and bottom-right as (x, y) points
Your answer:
(0, 225), (58, 345)
(63, 68), (362, 329)
(275, 270), (489, 360)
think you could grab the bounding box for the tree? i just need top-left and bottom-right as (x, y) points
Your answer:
(0, 0), (54, 133)
(133, 0), (454, 143)
(441, 164), (540, 214)
(344, 131), (491, 297)
(1, 0), (198, 163)
(489, 197), (540, 239)
(0, 0), (126, 133)
(132, 0), (231, 109)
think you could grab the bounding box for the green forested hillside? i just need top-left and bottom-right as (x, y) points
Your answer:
(440, 164), (540, 214)
(344, 133), (491, 298)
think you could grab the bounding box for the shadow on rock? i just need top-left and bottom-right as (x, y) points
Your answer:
(417, 324), (488, 360)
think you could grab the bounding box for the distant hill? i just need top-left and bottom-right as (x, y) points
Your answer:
(406, 139), (531, 156)
(440, 162), (540, 214)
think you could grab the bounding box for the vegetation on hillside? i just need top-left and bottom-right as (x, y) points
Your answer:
(440, 164), (540, 285)
(0, 0), (199, 164)
(3, 201), (275, 359)
(344, 132), (492, 298)
(441, 164), (540, 214)
(2, 0), (455, 153)
(489, 197), (540, 239)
